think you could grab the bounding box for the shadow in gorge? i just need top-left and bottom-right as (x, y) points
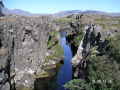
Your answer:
(66, 33), (78, 56)
(70, 42), (78, 56)
(34, 76), (57, 90)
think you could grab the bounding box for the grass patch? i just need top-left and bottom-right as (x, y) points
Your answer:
(54, 17), (76, 23)
(45, 43), (64, 63)
(46, 31), (64, 63)
(47, 31), (59, 49)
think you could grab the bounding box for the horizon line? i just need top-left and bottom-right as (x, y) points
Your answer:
(6, 8), (120, 14)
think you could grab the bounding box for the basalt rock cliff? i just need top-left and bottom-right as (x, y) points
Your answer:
(0, 15), (56, 90)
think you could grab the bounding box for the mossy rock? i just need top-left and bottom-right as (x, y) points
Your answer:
(33, 64), (60, 79)
(19, 87), (32, 90)
(44, 62), (63, 72)
(47, 31), (59, 49)
(52, 44), (64, 58)
(16, 86), (33, 90)
(45, 43), (64, 63)
(36, 61), (63, 79)
(33, 71), (55, 79)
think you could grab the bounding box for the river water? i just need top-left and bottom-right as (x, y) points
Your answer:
(57, 32), (73, 90)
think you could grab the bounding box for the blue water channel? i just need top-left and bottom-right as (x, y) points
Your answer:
(57, 32), (73, 90)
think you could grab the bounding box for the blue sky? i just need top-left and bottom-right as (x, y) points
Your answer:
(4, 0), (120, 14)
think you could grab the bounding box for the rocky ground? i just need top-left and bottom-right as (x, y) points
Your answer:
(0, 15), (58, 90)
(0, 13), (120, 90)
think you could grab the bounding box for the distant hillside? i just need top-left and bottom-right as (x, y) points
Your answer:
(53, 10), (82, 17)
(2, 8), (120, 17)
(54, 10), (120, 17)
(2, 8), (50, 16)
(2, 8), (34, 16)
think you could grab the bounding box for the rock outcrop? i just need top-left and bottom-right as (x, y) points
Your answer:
(72, 24), (95, 66)
(71, 23), (111, 79)
(0, 15), (54, 90)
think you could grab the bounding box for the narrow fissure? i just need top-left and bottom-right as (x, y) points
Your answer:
(56, 32), (73, 90)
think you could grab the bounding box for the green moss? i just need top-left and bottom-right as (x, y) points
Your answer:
(33, 71), (56, 79)
(16, 86), (33, 90)
(34, 62), (63, 79)
(53, 44), (64, 58)
(47, 31), (59, 49)
(46, 30), (64, 62)
(49, 31), (58, 37)
(45, 55), (55, 63)
(45, 43), (64, 63)
(75, 32), (84, 46)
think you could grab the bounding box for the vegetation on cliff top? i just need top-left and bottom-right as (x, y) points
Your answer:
(54, 17), (76, 23)
(65, 34), (120, 90)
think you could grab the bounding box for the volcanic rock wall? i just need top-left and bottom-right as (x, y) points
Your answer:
(0, 15), (52, 90)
